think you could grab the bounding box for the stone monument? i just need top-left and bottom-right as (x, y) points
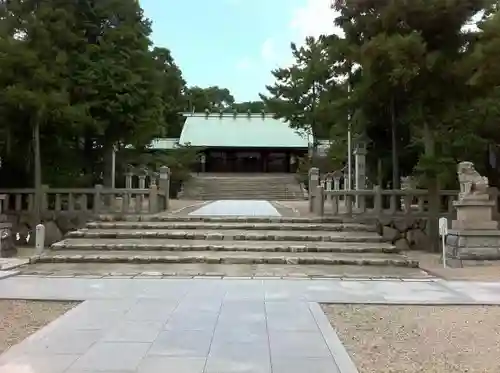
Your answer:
(446, 161), (500, 259)
(0, 195), (16, 258)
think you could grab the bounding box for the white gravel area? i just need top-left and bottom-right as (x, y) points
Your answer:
(0, 300), (77, 354)
(322, 304), (500, 373)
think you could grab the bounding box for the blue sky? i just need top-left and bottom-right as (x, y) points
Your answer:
(139, 0), (335, 102)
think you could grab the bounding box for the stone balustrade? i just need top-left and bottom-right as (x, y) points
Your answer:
(0, 166), (171, 216)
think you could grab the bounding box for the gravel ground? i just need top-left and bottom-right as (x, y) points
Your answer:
(322, 304), (500, 373)
(0, 300), (78, 355)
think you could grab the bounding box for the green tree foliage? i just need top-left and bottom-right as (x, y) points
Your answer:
(232, 101), (266, 113)
(264, 0), (500, 250)
(0, 0), (186, 189)
(261, 36), (345, 140)
(151, 47), (186, 137)
(185, 86), (235, 112)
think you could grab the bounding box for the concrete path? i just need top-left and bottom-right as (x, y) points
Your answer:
(189, 200), (281, 217)
(1, 277), (500, 373)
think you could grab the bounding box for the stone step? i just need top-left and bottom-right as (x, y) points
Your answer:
(97, 216), (354, 223)
(66, 229), (384, 242)
(52, 238), (395, 253)
(19, 262), (432, 279)
(194, 195), (300, 198)
(86, 221), (375, 232)
(37, 250), (418, 267)
(192, 196), (304, 201)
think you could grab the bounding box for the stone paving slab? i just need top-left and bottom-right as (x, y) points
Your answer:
(189, 200), (281, 216)
(37, 249), (417, 267)
(1, 276), (498, 372)
(0, 276), (485, 303)
(1, 276), (496, 373)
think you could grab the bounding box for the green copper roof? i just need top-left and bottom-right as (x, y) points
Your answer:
(178, 113), (309, 148)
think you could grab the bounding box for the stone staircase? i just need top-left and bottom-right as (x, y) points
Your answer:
(31, 215), (423, 277)
(180, 174), (305, 200)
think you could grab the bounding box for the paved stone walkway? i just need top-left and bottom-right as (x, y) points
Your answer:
(2, 200), (500, 372)
(1, 276), (500, 373)
(189, 200), (281, 216)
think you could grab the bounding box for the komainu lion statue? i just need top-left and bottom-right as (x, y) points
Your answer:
(457, 161), (489, 199)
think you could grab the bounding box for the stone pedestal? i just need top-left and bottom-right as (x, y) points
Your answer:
(0, 222), (16, 258)
(447, 194), (500, 259)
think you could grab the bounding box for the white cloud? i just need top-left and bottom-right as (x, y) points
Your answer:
(259, 0), (341, 70)
(236, 57), (252, 70)
(261, 37), (277, 63)
(290, 0), (342, 41)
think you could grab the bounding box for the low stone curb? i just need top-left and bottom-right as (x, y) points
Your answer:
(0, 270), (20, 280)
(309, 302), (360, 373)
(33, 254), (419, 267)
(51, 242), (398, 254)
(66, 230), (385, 242)
(86, 222), (376, 232)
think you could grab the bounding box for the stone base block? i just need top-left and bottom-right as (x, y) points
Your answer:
(451, 220), (498, 230)
(446, 229), (500, 260)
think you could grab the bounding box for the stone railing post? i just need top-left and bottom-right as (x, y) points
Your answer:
(354, 146), (367, 210)
(149, 184), (159, 214)
(159, 166), (170, 211)
(125, 172), (133, 189)
(487, 186), (499, 220)
(314, 185), (325, 216)
(138, 174), (146, 189)
(333, 173), (342, 191)
(373, 185), (382, 216)
(308, 167), (319, 213)
(94, 184), (103, 214)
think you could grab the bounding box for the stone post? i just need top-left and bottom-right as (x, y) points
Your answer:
(149, 184), (159, 214)
(35, 224), (45, 255)
(138, 174), (146, 189)
(94, 184), (103, 214)
(200, 153), (206, 173)
(308, 167), (319, 213)
(332, 170), (342, 191)
(159, 166), (171, 211)
(314, 185), (325, 216)
(125, 172), (133, 189)
(354, 143), (367, 210)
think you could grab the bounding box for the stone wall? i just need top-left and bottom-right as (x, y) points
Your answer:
(375, 217), (431, 251)
(2, 211), (95, 247)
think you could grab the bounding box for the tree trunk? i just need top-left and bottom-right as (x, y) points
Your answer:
(424, 121), (439, 252)
(377, 158), (383, 187)
(390, 95), (400, 190)
(33, 113), (42, 224)
(102, 143), (114, 188)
